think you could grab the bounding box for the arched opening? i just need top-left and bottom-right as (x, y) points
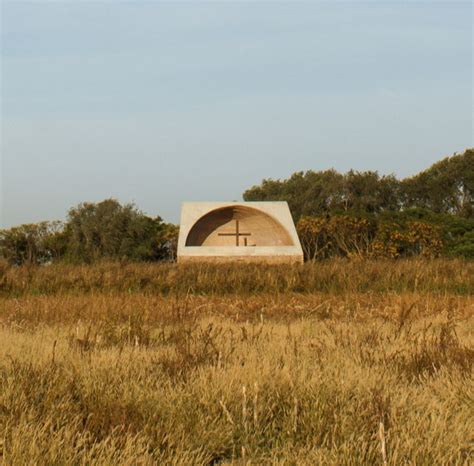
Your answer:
(185, 206), (294, 247)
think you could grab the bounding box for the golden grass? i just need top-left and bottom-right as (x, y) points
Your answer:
(0, 260), (473, 464)
(1, 258), (472, 296)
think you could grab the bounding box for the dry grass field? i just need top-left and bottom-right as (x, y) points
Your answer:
(0, 260), (473, 464)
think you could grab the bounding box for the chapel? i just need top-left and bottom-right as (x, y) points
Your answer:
(177, 202), (303, 263)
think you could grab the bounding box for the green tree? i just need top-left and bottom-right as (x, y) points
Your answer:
(244, 149), (473, 221)
(343, 171), (400, 213)
(0, 221), (65, 265)
(401, 149), (473, 217)
(64, 199), (176, 263)
(244, 169), (399, 220)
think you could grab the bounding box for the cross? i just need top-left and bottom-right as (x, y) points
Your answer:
(218, 220), (251, 246)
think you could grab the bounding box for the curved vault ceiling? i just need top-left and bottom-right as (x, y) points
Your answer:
(185, 206), (294, 247)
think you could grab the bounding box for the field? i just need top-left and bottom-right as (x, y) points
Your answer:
(0, 260), (473, 465)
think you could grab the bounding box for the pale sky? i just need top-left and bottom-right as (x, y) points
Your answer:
(1, 1), (472, 227)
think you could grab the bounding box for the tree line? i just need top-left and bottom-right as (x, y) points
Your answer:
(0, 199), (178, 265)
(244, 149), (473, 259)
(1, 149), (472, 264)
(244, 150), (473, 219)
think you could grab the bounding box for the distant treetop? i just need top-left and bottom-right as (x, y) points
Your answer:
(243, 149), (473, 221)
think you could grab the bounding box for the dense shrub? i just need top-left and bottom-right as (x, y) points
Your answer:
(297, 215), (444, 260)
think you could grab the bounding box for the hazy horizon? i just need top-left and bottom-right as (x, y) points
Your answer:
(1, 1), (472, 227)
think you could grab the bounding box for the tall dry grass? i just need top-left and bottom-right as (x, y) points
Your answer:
(0, 258), (473, 296)
(0, 260), (473, 464)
